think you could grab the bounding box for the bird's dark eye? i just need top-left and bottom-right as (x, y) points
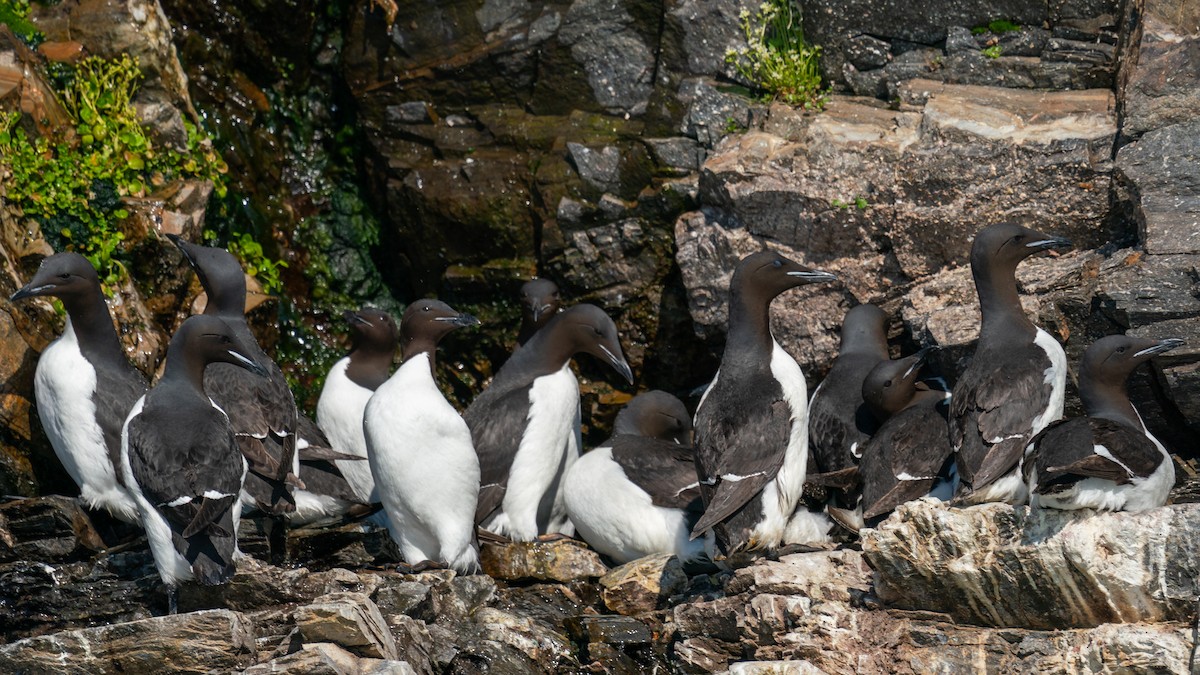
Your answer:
(772, 259), (782, 268)
(884, 379), (892, 387)
(422, 306), (431, 312)
(593, 327), (604, 336)
(58, 273), (71, 280)
(221, 335), (232, 344)
(1116, 346), (1126, 353)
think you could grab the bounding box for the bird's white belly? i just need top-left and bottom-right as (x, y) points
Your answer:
(365, 356), (480, 572)
(564, 447), (710, 564)
(317, 358), (378, 502)
(753, 339), (813, 548)
(498, 365), (581, 541)
(1031, 328), (1068, 434)
(37, 329), (137, 521)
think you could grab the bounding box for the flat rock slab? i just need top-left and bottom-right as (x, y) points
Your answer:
(599, 554), (687, 615)
(240, 642), (416, 675)
(294, 592), (398, 660)
(861, 499), (1200, 628)
(0, 609), (255, 674)
(480, 540), (608, 582)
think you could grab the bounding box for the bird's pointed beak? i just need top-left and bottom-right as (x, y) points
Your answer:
(1025, 236), (1073, 251)
(344, 310), (371, 327)
(226, 349), (268, 377)
(598, 343), (634, 385)
(1135, 338), (1185, 358)
(901, 345), (939, 379)
(11, 283), (54, 302)
(786, 269), (838, 284)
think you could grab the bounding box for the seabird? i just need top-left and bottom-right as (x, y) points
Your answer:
(690, 250), (838, 554)
(11, 252), (147, 522)
(169, 235), (363, 527)
(805, 303), (889, 528)
(949, 223), (1072, 505)
(119, 314), (267, 614)
(316, 307), (398, 504)
(516, 278), (561, 347)
(857, 347), (954, 525)
(364, 299), (481, 572)
(564, 390), (713, 564)
(467, 304), (634, 541)
(1023, 335), (1183, 512)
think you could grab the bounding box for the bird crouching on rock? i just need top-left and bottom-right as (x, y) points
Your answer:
(1024, 335), (1183, 512)
(119, 315), (268, 614)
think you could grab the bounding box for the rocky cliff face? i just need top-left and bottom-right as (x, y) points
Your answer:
(0, 0), (1198, 672)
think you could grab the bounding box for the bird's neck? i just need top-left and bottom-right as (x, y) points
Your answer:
(974, 262), (1035, 338)
(723, 292), (775, 370)
(1080, 377), (1144, 432)
(62, 293), (131, 367)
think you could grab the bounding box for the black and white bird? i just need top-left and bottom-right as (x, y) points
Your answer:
(11, 252), (147, 522)
(857, 347), (954, 526)
(365, 300), (481, 572)
(949, 223), (1072, 505)
(169, 235), (362, 525)
(806, 303), (889, 527)
(690, 250), (837, 554)
(467, 304), (634, 541)
(1023, 335), (1183, 512)
(316, 308), (399, 504)
(516, 278), (561, 347)
(119, 314), (267, 614)
(564, 390), (712, 564)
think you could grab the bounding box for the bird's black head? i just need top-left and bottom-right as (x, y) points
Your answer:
(520, 278), (561, 327)
(862, 346), (936, 421)
(970, 222), (1072, 273)
(167, 235), (248, 317)
(170, 314), (267, 379)
(1081, 335), (1184, 391)
(839, 303), (889, 356)
(542, 304), (634, 385)
(11, 252), (101, 306)
(345, 307), (399, 355)
(400, 299), (479, 360)
(613, 390), (693, 445)
(731, 250), (837, 307)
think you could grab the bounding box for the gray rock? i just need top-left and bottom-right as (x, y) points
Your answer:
(558, 0), (654, 115)
(726, 661), (829, 675)
(0, 496), (109, 563)
(599, 554), (688, 615)
(678, 78), (760, 148)
(845, 34), (892, 69)
(862, 500), (1200, 629)
(386, 102), (434, 125)
(566, 142), (622, 193)
(645, 137), (706, 172)
(944, 26), (979, 55)
(241, 642), (417, 675)
(1120, 5), (1200, 140)
(668, 0), (759, 78)
(0, 609), (256, 674)
(1115, 118), (1200, 255)
(294, 592), (398, 660)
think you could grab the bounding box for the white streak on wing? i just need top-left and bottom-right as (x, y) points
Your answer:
(1092, 444), (1135, 478)
(695, 370), (719, 421)
(675, 482), (700, 496)
(202, 490), (234, 500)
(165, 496), (192, 507)
(720, 471), (766, 483)
(896, 471), (934, 481)
(988, 433), (1025, 443)
(850, 441), (861, 459)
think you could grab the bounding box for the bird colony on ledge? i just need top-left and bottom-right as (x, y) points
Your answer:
(8, 223), (1184, 612)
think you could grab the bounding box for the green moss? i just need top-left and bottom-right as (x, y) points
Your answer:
(973, 19), (1021, 35)
(981, 45), (1003, 59)
(0, 55), (228, 290)
(0, 0), (43, 47)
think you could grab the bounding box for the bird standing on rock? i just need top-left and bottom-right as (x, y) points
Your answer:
(316, 307), (399, 505)
(1024, 335), (1183, 512)
(468, 304), (634, 541)
(949, 223), (1072, 505)
(119, 314), (267, 614)
(690, 250), (838, 554)
(564, 390), (712, 564)
(806, 303), (890, 530)
(11, 252), (147, 523)
(365, 300), (482, 573)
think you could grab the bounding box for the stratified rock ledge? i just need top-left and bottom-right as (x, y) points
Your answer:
(861, 499), (1200, 629)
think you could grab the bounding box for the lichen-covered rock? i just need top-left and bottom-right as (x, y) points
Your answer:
(1115, 118), (1200, 255)
(1118, 1), (1200, 140)
(0, 609), (256, 674)
(481, 540), (608, 582)
(862, 500), (1200, 629)
(600, 554), (688, 615)
(241, 642), (417, 675)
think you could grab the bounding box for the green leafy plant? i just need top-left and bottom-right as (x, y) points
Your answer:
(972, 19), (1021, 35)
(226, 231), (287, 295)
(854, 196), (869, 210)
(725, 0), (828, 110)
(981, 45), (1003, 59)
(0, 0), (43, 47)
(0, 54), (229, 290)
(724, 116), (746, 134)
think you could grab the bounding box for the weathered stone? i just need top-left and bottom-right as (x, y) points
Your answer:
(564, 614), (652, 645)
(599, 554), (687, 615)
(0, 496), (109, 563)
(862, 500), (1200, 629)
(421, 570), (497, 624)
(480, 540), (608, 582)
(668, 0), (758, 78)
(384, 614), (437, 675)
(294, 592), (398, 660)
(1115, 118), (1200, 255)
(567, 142), (622, 194)
(242, 642), (418, 675)
(0, 609), (255, 674)
(726, 661), (829, 675)
(387, 101), (434, 125)
(1119, 4), (1200, 140)
(845, 34), (891, 69)
(557, 0), (654, 115)
(645, 137), (706, 173)
(469, 606), (577, 670)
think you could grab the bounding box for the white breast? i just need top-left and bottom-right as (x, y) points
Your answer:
(316, 357), (378, 502)
(37, 319), (138, 522)
(365, 354), (480, 571)
(564, 447), (711, 564)
(1031, 328), (1068, 434)
(496, 365), (580, 541)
